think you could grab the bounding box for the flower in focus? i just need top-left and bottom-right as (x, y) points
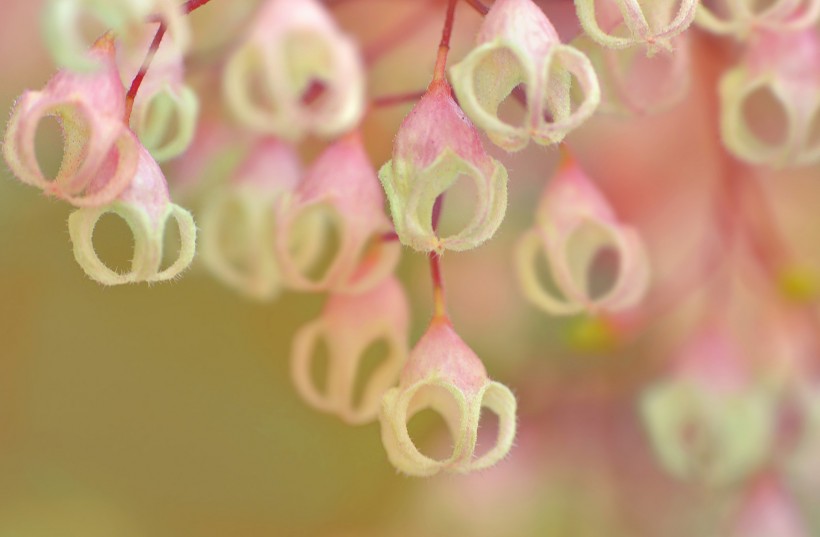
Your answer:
(379, 318), (517, 476)
(68, 143), (197, 285)
(199, 138), (302, 300)
(275, 132), (400, 293)
(641, 328), (777, 486)
(378, 81), (508, 253)
(574, 0), (698, 51)
(291, 277), (410, 425)
(515, 155), (649, 316)
(450, 0), (601, 151)
(42, 0), (189, 72)
(720, 28), (820, 167)
(3, 35), (140, 207)
(223, 0), (365, 141)
(696, 0), (820, 38)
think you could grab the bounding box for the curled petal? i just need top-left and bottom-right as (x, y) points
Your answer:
(451, 0), (600, 151)
(575, 0), (698, 50)
(291, 277), (410, 425)
(696, 0), (820, 38)
(68, 145), (197, 285)
(222, 0), (365, 140)
(379, 320), (517, 476)
(275, 133), (400, 293)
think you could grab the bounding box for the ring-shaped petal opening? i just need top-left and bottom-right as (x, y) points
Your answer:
(463, 381), (518, 472)
(135, 84), (199, 162)
(223, 44), (285, 135)
(515, 229), (586, 315)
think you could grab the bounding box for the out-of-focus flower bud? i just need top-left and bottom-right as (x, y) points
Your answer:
(515, 156), (649, 316)
(450, 0), (600, 151)
(720, 29), (820, 167)
(641, 329), (777, 486)
(378, 82), (508, 253)
(275, 132), (400, 293)
(223, 0), (365, 140)
(42, 0), (189, 72)
(200, 139), (303, 300)
(575, 0), (697, 51)
(119, 30), (198, 162)
(379, 319), (517, 476)
(292, 277), (410, 425)
(572, 33), (690, 116)
(731, 478), (808, 537)
(696, 0), (820, 38)
(68, 144), (196, 285)
(3, 36), (140, 207)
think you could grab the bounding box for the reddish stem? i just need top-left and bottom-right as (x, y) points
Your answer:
(372, 90), (427, 109)
(124, 23), (166, 123)
(462, 0), (490, 15)
(432, 0), (458, 83)
(364, 0), (440, 65)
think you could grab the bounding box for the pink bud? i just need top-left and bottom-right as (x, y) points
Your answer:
(450, 0), (600, 151)
(200, 139), (302, 300)
(515, 157), (650, 316)
(731, 478), (808, 537)
(379, 319), (517, 476)
(291, 277), (410, 425)
(68, 143), (197, 285)
(3, 36), (140, 207)
(275, 133), (400, 293)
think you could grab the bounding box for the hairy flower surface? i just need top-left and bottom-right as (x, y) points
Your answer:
(223, 0), (365, 140)
(696, 0), (820, 38)
(42, 0), (189, 72)
(3, 36), (139, 207)
(379, 319), (517, 476)
(291, 277), (410, 425)
(641, 330), (776, 485)
(379, 81), (508, 253)
(68, 144), (196, 285)
(450, 0), (600, 151)
(515, 157), (649, 316)
(275, 133), (400, 293)
(200, 139), (303, 300)
(720, 29), (820, 167)
(574, 0), (698, 50)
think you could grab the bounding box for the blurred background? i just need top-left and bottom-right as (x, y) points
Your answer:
(2, 1), (820, 536)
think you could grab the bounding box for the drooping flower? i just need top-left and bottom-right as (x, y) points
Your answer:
(68, 143), (197, 285)
(641, 328), (777, 486)
(274, 132), (400, 294)
(199, 139), (304, 300)
(696, 0), (820, 38)
(574, 0), (698, 51)
(720, 29), (820, 167)
(3, 35), (140, 207)
(379, 81), (509, 253)
(379, 318), (517, 476)
(291, 277), (410, 425)
(42, 0), (189, 72)
(450, 0), (600, 151)
(515, 155), (649, 316)
(223, 0), (365, 140)
(730, 477), (809, 537)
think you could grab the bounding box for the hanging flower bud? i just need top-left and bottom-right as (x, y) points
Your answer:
(291, 277), (410, 425)
(223, 0), (365, 140)
(199, 139), (303, 300)
(3, 36), (140, 207)
(68, 144), (197, 285)
(515, 156), (649, 316)
(450, 0), (600, 151)
(575, 0), (697, 51)
(275, 132), (400, 294)
(640, 329), (777, 486)
(731, 478), (809, 537)
(379, 319), (517, 476)
(42, 0), (189, 72)
(696, 0), (820, 38)
(379, 82), (509, 253)
(119, 30), (199, 163)
(720, 29), (820, 167)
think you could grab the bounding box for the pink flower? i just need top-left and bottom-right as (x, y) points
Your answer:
(291, 277), (410, 425)
(275, 132), (400, 293)
(515, 156), (649, 316)
(379, 319), (517, 476)
(696, 0), (820, 38)
(3, 35), (140, 207)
